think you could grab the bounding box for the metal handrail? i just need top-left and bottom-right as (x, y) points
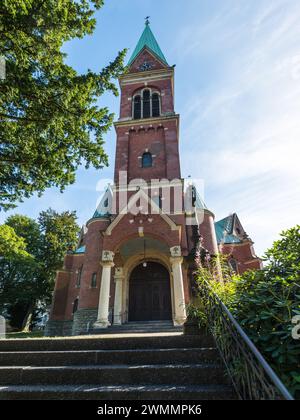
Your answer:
(202, 280), (294, 400)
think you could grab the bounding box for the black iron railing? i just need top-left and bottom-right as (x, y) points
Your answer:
(201, 280), (294, 400)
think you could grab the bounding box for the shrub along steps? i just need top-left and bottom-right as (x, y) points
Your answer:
(0, 333), (236, 400)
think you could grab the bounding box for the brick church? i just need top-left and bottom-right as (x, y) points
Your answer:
(46, 21), (261, 336)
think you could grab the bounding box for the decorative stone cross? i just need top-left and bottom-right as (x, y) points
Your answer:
(102, 250), (115, 263)
(170, 246), (182, 257)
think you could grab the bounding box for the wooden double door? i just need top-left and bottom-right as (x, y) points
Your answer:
(128, 262), (172, 322)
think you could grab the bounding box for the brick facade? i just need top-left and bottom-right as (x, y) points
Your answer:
(46, 26), (261, 336)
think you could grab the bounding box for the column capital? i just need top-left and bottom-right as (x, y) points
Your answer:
(100, 261), (115, 268)
(170, 245), (182, 257)
(94, 257), (113, 329)
(170, 256), (183, 265)
(102, 250), (114, 262)
(114, 267), (125, 281)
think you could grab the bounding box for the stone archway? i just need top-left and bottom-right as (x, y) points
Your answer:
(128, 262), (172, 322)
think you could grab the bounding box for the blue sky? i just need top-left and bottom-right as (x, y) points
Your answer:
(1, 0), (300, 256)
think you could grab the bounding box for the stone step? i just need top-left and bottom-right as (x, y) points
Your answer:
(0, 384), (236, 400)
(92, 321), (183, 334)
(0, 334), (214, 352)
(0, 364), (227, 386)
(92, 327), (183, 334)
(122, 321), (175, 326)
(0, 347), (219, 366)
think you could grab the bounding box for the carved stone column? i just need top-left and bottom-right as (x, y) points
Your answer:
(170, 246), (187, 326)
(113, 267), (124, 325)
(94, 251), (114, 329)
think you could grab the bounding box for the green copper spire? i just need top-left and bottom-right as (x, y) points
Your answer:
(128, 19), (168, 66)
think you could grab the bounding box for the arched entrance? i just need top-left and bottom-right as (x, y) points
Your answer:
(128, 262), (172, 322)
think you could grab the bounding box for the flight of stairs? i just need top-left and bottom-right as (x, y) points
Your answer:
(0, 333), (236, 400)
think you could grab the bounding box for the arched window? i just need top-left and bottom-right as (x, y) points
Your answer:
(132, 90), (161, 119)
(72, 298), (79, 314)
(152, 93), (160, 117)
(91, 273), (97, 288)
(142, 152), (153, 168)
(143, 90), (151, 118)
(133, 95), (141, 119)
(76, 266), (82, 288)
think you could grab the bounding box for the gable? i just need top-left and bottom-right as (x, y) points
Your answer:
(128, 48), (168, 74)
(104, 189), (180, 236)
(232, 214), (247, 239)
(215, 214), (241, 245)
(215, 213), (250, 244)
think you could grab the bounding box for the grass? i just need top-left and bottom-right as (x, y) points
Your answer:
(5, 331), (44, 339)
(1, 331), (184, 340)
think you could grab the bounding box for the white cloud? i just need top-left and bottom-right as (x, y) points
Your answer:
(178, 0), (300, 255)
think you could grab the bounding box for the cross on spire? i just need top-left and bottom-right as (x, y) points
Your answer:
(145, 16), (150, 26)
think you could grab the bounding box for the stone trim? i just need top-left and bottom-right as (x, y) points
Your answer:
(219, 240), (255, 248)
(86, 217), (111, 227)
(244, 258), (263, 265)
(119, 68), (174, 86)
(114, 114), (179, 128)
(104, 188), (180, 236)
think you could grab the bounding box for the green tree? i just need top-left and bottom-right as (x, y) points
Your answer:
(0, 0), (127, 210)
(0, 209), (80, 330)
(0, 224), (30, 259)
(5, 214), (41, 257)
(265, 225), (300, 279)
(38, 208), (80, 272)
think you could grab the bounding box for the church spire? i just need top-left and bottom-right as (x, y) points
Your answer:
(128, 19), (168, 66)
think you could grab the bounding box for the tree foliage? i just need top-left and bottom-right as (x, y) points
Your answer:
(0, 0), (127, 210)
(38, 208), (80, 271)
(5, 214), (41, 257)
(0, 224), (30, 259)
(0, 209), (80, 329)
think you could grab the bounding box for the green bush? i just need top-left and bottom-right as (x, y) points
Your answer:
(195, 225), (300, 398)
(230, 270), (300, 396)
(185, 302), (208, 329)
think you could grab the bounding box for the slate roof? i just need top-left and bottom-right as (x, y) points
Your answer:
(128, 22), (168, 66)
(73, 245), (86, 254)
(215, 214), (242, 244)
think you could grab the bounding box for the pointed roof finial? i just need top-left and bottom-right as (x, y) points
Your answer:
(128, 19), (168, 66)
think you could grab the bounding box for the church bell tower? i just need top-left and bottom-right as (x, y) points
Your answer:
(114, 19), (181, 183)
